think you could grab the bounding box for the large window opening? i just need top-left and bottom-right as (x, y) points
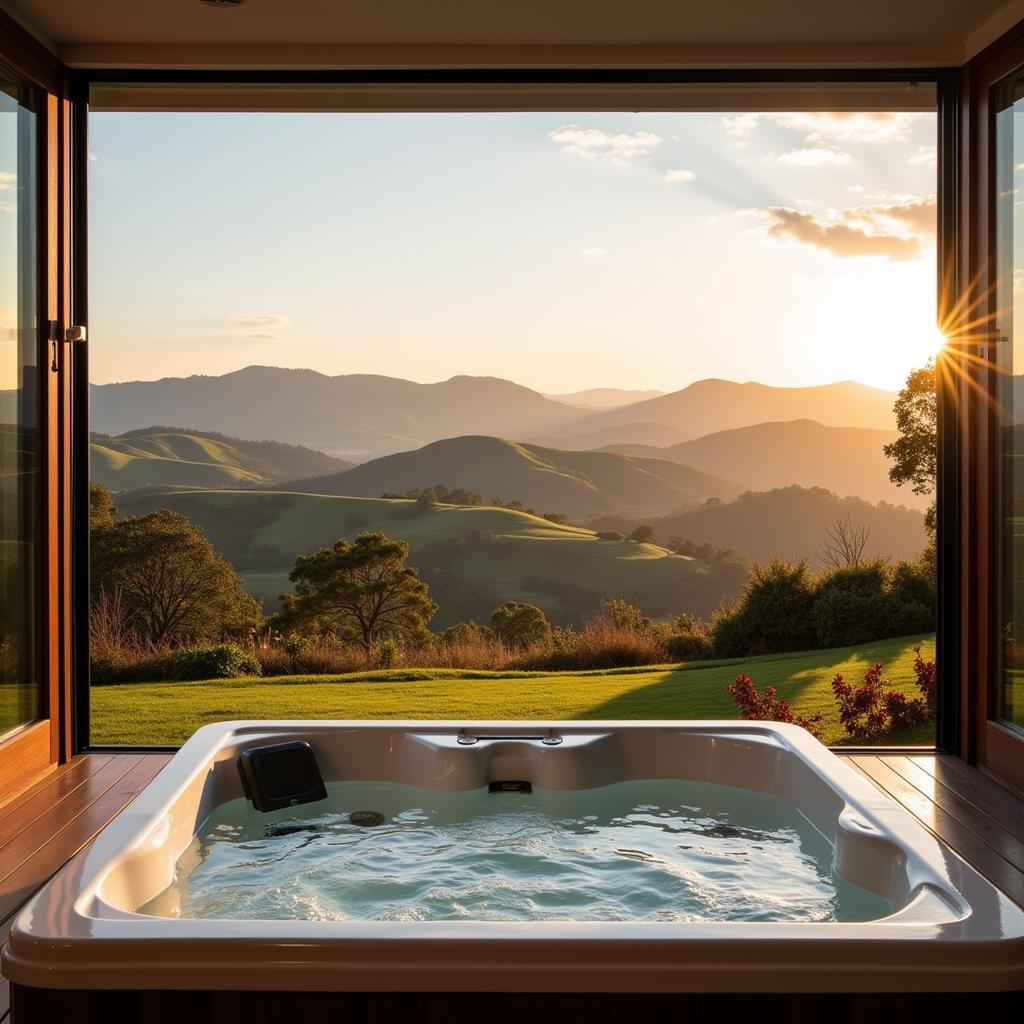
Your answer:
(82, 82), (940, 747)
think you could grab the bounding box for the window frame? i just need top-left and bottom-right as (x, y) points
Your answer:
(70, 66), (961, 755)
(0, 9), (75, 799)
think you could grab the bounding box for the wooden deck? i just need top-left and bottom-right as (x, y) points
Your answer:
(0, 751), (1022, 1019)
(0, 753), (171, 1023)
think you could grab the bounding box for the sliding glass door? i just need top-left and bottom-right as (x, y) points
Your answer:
(0, 61), (38, 741)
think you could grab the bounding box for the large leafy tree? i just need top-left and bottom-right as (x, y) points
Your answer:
(883, 359), (937, 534)
(91, 508), (261, 645)
(277, 532), (436, 650)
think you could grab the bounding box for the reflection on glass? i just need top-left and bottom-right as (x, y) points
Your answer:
(0, 65), (38, 738)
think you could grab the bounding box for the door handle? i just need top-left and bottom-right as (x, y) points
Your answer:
(49, 322), (87, 372)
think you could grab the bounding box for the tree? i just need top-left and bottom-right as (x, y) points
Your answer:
(91, 509), (261, 645)
(884, 359), (937, 534)
(629, 524), (656, 544)
(277, 532), (436, 650)
(595, 597), (652, 633)
(89, 482), (117, 531)
(820, 517), (871, 568)
(490, 601), (552, 649)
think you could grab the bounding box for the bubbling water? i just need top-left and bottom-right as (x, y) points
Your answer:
(139, 779), (892, 923)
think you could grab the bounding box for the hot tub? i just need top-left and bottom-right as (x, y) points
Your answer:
(4, 720), (1024, 1020)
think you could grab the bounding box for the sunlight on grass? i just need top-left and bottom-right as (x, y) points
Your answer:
(91, 634), (935, 747)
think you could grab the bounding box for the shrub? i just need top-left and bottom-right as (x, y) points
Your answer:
(490, 601), (552, 649)
(811, 560), (892, 648)
(595, 598), (652, 633)
(171, 643), (262, 681)
(831, 648), (935, 742)
(376, 638), (400, 668)
(439, 620), (490, 645)
(595, 531), (624, 541)
(711, 558), (817, 657)
(629, 525), (656, 544)
(665, 629), (712, 661)
(726, 674), (823, 738)
(813, 559), (934, 649)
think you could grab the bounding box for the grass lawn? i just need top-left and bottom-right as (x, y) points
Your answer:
(91, 634), (936, 747)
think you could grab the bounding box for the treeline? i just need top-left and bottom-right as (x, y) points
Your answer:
(382, 483), (572, 524)
(88, 481), (934, 685)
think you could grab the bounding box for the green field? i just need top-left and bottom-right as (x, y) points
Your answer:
(91, 633), (935, 747)
(118, 488), (736, 621)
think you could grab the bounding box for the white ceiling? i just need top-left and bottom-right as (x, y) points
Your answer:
(2, 0), (1021, 68)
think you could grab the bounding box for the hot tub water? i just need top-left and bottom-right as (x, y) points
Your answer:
(139, 778), (892, 923)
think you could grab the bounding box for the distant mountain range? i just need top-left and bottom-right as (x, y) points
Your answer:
(543, 387), (666, 409)
(90, 427), (352, 491)
(603, 419), (922, 509)
(279, 435), (744, 518)
(580, 378), (898, 436)
(75, 366), (900, 462)
(87, 367), (588, 462)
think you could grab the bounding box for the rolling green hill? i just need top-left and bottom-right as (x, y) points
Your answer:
(115, 487), (749, 626)
(280, 435), (744, 517)
(90, 427), (352, 491)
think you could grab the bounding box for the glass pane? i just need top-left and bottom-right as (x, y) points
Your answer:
(996, 81), (1024, 732)
(0, 64), (39, 739)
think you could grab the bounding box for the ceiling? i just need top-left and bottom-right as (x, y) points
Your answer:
(2, 0), (1020, 68)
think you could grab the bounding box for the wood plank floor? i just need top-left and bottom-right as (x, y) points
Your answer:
(0, 753), (171, 1023)
(0, 751), (1021, 1021)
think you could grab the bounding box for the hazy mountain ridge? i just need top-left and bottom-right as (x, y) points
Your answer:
(278, 435), (745, 518)
(73, 366), (900, 462)
(602, 418), (922, 509)
(576, 378), (899, 435)
(589, 485), (927, 569)
(544, 387), (666, 409)
(87, 366), (591, 461)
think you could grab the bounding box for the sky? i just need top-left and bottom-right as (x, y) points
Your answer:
(84, 108), (942, 393)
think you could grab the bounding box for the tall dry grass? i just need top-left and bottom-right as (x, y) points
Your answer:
(89, 615), (706, 682)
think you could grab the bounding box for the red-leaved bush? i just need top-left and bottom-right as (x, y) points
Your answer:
(726, 674), (823, 738)
(832, 646), (935, 741)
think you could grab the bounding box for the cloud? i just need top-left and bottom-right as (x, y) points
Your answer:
(743, 194), (936, 261)
(664, 168), (696, 184)
(0, 201), (14, 214)
(777, 147), (852, 167)
(580, 247), (607, 258)
(722, 113), (760, 137)
(247, 332), (278, 340)
(0, 171), (14, 192)
(725, 112), (925, 144)
(229, 313), (289, 327)
(909, 145), (937, 168)
(548, 124), (660, 164)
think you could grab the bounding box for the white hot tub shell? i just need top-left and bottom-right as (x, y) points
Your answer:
(3, 720), (1024, 995)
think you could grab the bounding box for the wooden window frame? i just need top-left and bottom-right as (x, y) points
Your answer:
(0, 10), (73, 801)
(957, 24), (1024, 793)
